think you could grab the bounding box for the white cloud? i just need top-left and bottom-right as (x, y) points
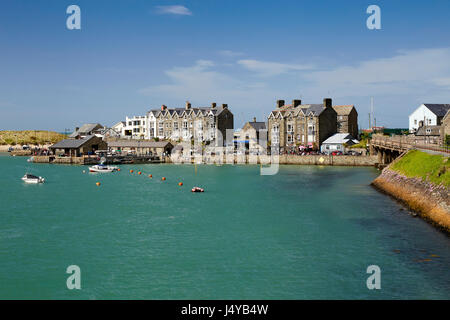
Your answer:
(155, 5), (192, 16)
(237, 59), (314, 77)
(303, 48), (450, 98)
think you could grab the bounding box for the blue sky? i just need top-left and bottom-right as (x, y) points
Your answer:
(1, 0), (450, 131)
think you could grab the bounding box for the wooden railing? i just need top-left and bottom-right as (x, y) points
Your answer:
(371, 134), (450, 154)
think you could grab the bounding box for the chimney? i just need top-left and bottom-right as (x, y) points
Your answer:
(276, 100), (285, 108)
(323, 98), (332, 108)
(292, 99), (301, 107)
(75, 127), (79, 132)
(161, 105), (167, 111)
(222, 103), (228, 109)
(185, 101), (191, 110)
(211, 102), (217, 108)
(253, 117), (256, 122)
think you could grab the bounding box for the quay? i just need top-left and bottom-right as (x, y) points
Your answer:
(31, 154), (165, 165)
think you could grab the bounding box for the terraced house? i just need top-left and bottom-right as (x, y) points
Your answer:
(268, 98), (337, 152)
(146, 102), (234, 146)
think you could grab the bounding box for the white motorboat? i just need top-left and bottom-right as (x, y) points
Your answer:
(21, 174), (45, 184)
(89, 164), (118, 173)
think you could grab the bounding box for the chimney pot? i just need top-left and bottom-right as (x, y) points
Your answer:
(185, 101), (191, 110)
(211, 102), (216, 108)
(276, 100), (285, 108)
(222, 103), (228, 109)
(292, 99), (301, 107)
(323, 98), (332, 108)
(161, 105), (167, 111)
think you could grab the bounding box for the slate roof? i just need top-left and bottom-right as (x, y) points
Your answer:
(423, 104), (450, 117)
(322, 133), (358, 144)
(248, 122), (266, 131)
(271, 103), (327, 117)
(147, 105), (228, 117)
(332, 105), (356, 116)
(107, 140), (172, 148)
(415, 125), (441, 136)
(50, 135), (96, 149)
(69, 123), (103, 138)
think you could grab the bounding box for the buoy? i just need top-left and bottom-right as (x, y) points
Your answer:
(148, 174), (152, 178)
(162, 177), (166, 181)
(96, 182), (101, 186)
(82, 170), (86, 173)
(117, 168), (121, 172)
(138, 171), (142, 175)
(130, 170), (134, 173)
(178, 182), (183, 186)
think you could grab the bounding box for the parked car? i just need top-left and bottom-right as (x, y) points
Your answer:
(331, 151), (343, 156)
(8, 147), (14, 152)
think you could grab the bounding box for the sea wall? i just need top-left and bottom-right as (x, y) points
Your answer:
(372, 168), (450, 232)
(170, 154), (378, 166)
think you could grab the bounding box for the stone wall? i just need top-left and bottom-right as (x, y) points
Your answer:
(171, 154), (378, 166)
(372, 168), (450, 233)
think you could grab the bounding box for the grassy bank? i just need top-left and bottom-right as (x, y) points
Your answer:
(0, 130), (67, 145)
(390, 150), (450, 187)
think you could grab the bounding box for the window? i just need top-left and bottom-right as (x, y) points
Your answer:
(174, 122), (179, 130)
(287, 124), (293, 133)
(183, 121), (188, 129)
(428, 119), (432, 124)
(414, 119), (417, 125)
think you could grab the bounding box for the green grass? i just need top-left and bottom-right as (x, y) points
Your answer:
(390, 150), (450, 187)
(0, 130), (67, 145)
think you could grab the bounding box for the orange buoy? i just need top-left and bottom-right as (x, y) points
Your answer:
(96, 182), (101, 186)
(148, 174), (152, 178)
(138, 171), (142, 175)
(130, 170), (134, 173)
(162, 177), (166, 181)
(117, 168), (121, 172)
(178, 182), (183, 186)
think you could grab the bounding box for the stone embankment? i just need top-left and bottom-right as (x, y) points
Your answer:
(372, 168), (450, 233)
(170, 154), (378, 166)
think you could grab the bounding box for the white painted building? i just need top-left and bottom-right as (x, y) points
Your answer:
(409, 104), (450, 133)
(320, 133), (358, 154)
(124, 116), (147, 139)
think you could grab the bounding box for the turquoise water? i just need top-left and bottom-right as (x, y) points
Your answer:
(0, 154), (449, 299)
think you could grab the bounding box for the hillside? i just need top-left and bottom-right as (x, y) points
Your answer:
(0, 130), (67, 145)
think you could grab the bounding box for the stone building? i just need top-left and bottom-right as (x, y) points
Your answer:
(236, 117), (267, 154)
(332, 105), (358, 138)
(50, 135), (107, 157)
(267, 98), (337, 152)
(441, 110), (450, 145)
(107, 140), (173, 156)
(146, 102), (234, 146)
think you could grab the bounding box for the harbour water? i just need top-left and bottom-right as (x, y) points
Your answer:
(0, 153), (449, 299)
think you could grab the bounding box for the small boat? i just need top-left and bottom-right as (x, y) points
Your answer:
(89, 164), (119, 173)
(21, 174), (45, 184)
(191, 186), (204, 193)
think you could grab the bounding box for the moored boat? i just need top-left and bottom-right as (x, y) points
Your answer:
(21, 174), (45, 184)
(89, 164), (119, 173)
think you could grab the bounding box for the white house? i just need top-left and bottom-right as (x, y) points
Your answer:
(320, 133), (358, 154)
(111, 121), (125, 136)
(123, 115), (147, 139)
(409, 104), (450, 133)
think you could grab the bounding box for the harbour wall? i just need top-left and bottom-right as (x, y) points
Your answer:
(169, 154), (378, 166)
(372, 169), (450, 233)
